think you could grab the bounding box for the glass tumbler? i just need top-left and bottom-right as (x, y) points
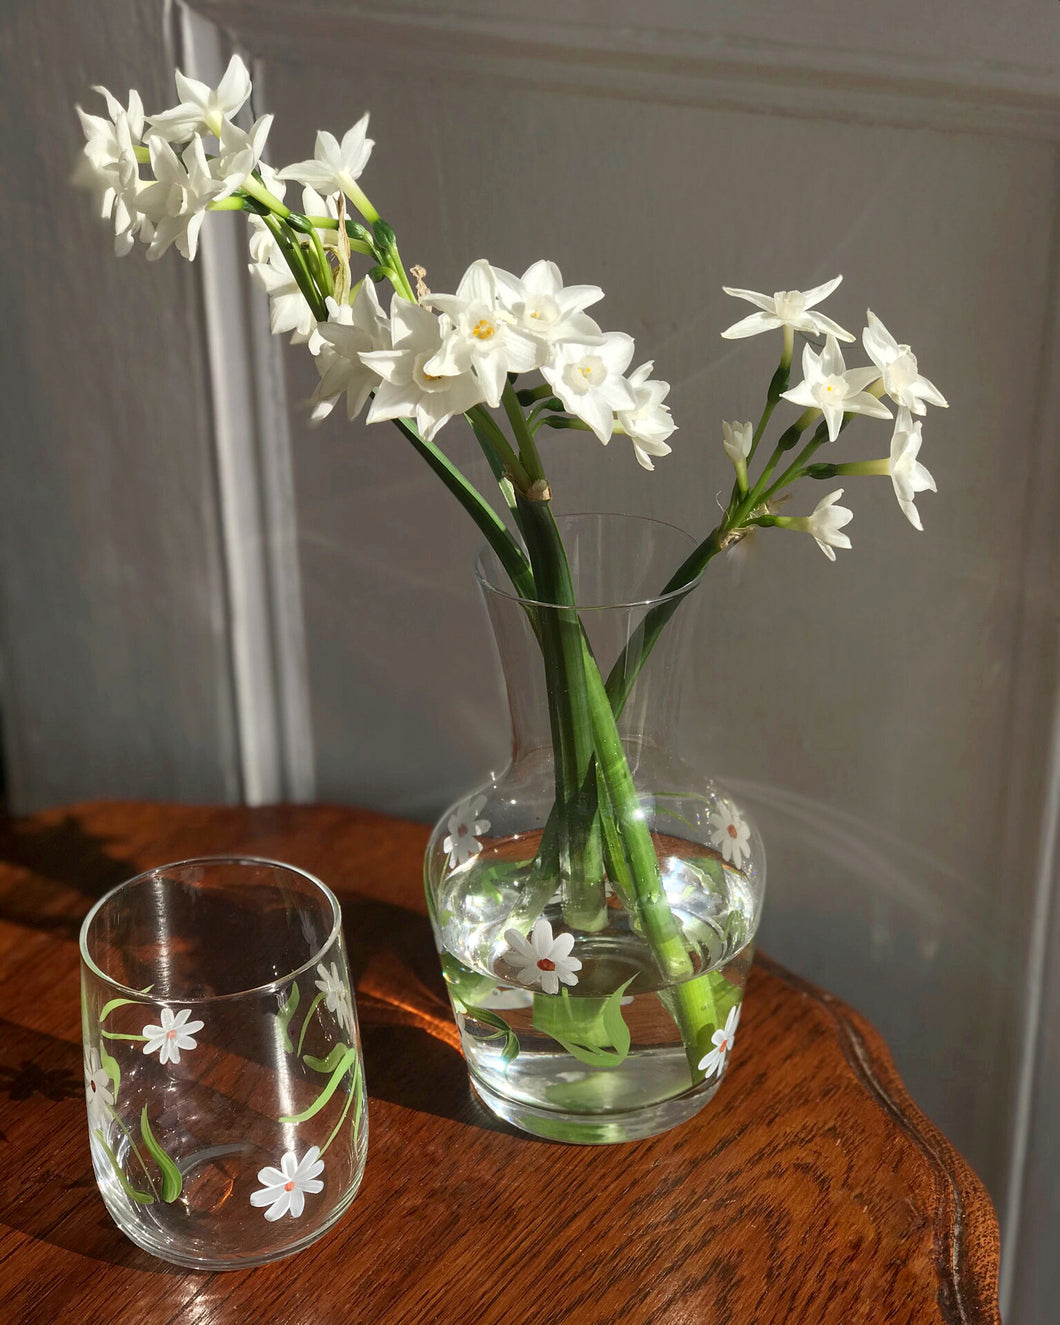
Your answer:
(79, 857), (367, 1269)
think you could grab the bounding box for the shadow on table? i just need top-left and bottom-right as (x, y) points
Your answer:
(0, 814), (135, 943)
(0, 1019), (181, 1272)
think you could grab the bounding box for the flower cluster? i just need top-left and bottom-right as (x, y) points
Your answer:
(74, 59), (947, 558)
(719, 280), (947, 557)
(74, 57), (272, 261)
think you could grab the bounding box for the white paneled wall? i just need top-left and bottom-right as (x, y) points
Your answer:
(1, 2), (1057, 1318)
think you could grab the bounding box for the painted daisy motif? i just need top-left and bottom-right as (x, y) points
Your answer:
(709, 803), (751, 870)
(315, 961), (355, 1036)
(84, 1047), (114, 1127)
(142, 1007), (205, 1066)
(442, 794), (490, 868)
(698, 1003), (741, 1077)
(503, 918), (582, 996)
(250, 1145), (325, 1221)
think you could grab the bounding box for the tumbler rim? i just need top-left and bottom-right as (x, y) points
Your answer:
(78, 855), (344, 1003)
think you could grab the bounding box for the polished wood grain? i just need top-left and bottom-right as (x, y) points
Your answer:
(0, 803), (1000, 1324)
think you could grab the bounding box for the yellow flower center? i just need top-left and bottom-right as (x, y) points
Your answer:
(472, 319), (495, 340)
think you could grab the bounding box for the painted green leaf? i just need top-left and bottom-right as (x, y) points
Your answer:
(532, 978), (635, 1068)
(296, 990), (326, 1056)
(93, 1130), (154, 1204)
(440, 952), (498, 1010)
(280, 1045), (359, 1124)
(99, 1044), (121, 1099)
(460, 1005), (520, 1064)
(140, 1107), (182, 1202)
(304, 1042), (352, 1074)
(98, 996), (138, 1024)
(276, 982), (301, 1053)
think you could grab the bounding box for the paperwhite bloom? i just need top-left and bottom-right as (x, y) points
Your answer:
(615, 361), (676, 471)
(213, 114), (274, 197)
(142, 1007), (205, 1066)
(709, 802), (751, 869)
(863, 311), (948, 416)
(84, 1047), (114, 1128)
(250, 1146), (325, 1221)
(441, 794), (491, 868)
(888, 407), (937, 531)
(541, 321), (637, 443)
(697, 1003), (741, 1077)
(425, 260), (545, 408)
(314, 961), (355, 1036)
(278, 117), (374, 199)
(248, 225), (318, 345)
(721, 276), (854, 342)
(140, 134), (224, 261)
(360, 297), (487, 442)
(781, 335), (892, 443)
(503, 918), (582, 996)
(722, 420), (753, 468)
(310, 287), (389, 421)
(804, 489), (854, 561)
(493, 259), (604, 346)
(147, 54), (253, 141)
(73, 87), (151, 255)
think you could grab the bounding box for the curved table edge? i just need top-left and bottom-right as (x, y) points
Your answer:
(755, 952), (1002, 1325)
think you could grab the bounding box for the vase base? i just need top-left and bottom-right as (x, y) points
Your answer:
(469, 1070), (719, 1145)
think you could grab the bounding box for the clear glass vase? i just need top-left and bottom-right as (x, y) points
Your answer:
(425, 513), (766, 1143)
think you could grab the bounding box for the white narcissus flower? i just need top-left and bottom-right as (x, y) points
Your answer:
(310, 287), (389, 422)
(721, 276), (854, 342)
(248, 224), (318, 346)
(888, 407), (937, 531)
(492, 259), (604, 346)
(615, 361), (676, 471)
(250, 1146), (325, 1221)
(722, 419), (753, 487)
(781, 335), (892, 443)
(360, 297), (487, 442)
(146, 54), (253, 141)
(140, 135), (224, 261)
(697, 1003), (741, 1077)
(84, 1047), (114, 1128)
(73, 87), (152, 256)
(142, 1007), (205, 1066)
(314, 961), (355, 1036)
(278, 117), (374, 200)
(863, 311), (948, 416)
(425, 260), (545, 408)
(541, 321), (637, 443)
(803, 489), (854, 561)
(709, 802), (751, 869)
(441, 794), (491, 868)
(503, 918), (582, 996)
(213, 114), (274, 197)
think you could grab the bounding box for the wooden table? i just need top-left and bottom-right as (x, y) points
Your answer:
(0, 802), (1001, 1324)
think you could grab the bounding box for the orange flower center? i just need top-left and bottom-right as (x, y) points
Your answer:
(284, 1181), (295, 1192)
(537, 958), (556, 972)
(727, 824), (738, 838)
(166, 1029), (177, 1039)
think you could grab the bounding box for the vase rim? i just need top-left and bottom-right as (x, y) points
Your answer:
(474, 510), (705, 611)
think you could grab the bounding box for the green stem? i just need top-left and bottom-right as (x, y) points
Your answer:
(304, 216), (375, 256)
(262, 214), (327, 322)
(389, 416), (535, 599)
(307, 226), (334, 298)
(242, 173), (291, 218)
(467, 404), (532, 494)
(517, 496), (607, 931)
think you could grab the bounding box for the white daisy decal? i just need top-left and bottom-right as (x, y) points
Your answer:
(442, 794), (490, 868)
(698, 1003), (741, 1078)
(250, 1145), (325, 1221)
(709, 803), (751, 870)
(503, 918), (582, 996)
(142, 1007), (205, 1066)
(84, 1047), (114, 1127)
(315, 961), (355, 1036)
